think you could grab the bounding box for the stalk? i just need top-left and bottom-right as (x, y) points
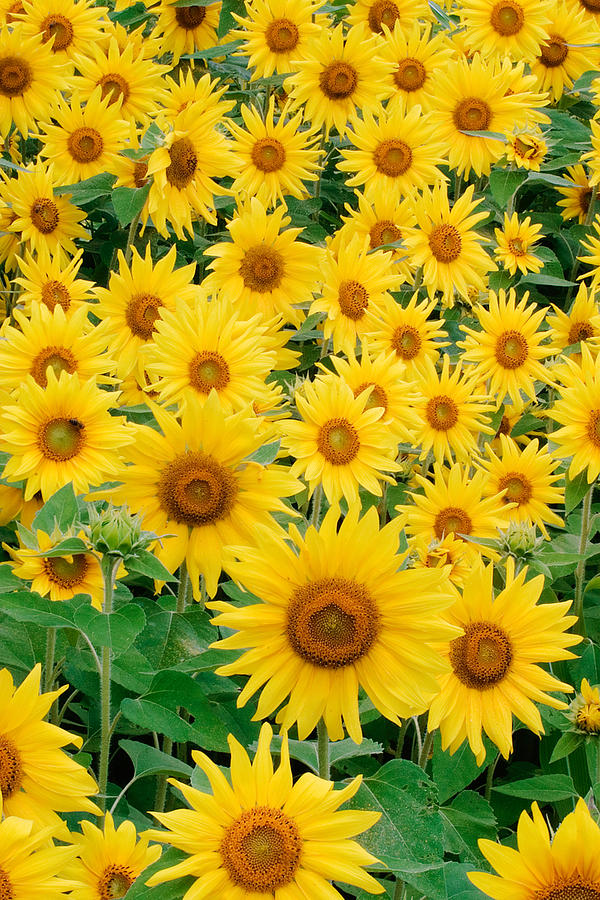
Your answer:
(418, 729), (435, 770)
(124, 211), (142, 267)
(317, 719), (330, 780)
(574, 484), (593, 637)
(98, 557), (121, 811)
(176, 560), (190, 614)
(44, 626), (57, 694)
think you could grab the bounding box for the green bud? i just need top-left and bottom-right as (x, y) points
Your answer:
(87, 505), (150, 559)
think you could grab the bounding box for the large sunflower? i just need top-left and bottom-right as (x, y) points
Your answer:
(19, 0), (108, 62)
(148, 0), (221, 65)
(365, 291), (449, 378)
(530, 1), (597, 100)
(109, 392), (301, 599)
(210, 506), (459, 742)
(458, 0), (552, 60)
(428, 560), (580, 765)
(548, 344), (600, 482)
(16, 246), (96, 317)
(146, 723), (383, 897)
(232, 0), (321, 79)
(0, 26), (67, 137)
(379, 21), (454, 113)
(0, 815), (76, 898)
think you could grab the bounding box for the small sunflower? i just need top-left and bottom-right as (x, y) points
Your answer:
(578, 216), (600, 291)
(0, 206), (20, 271)
(459, 288), (554, 405)
(15, 247), (96, 317)
(567, 678), (600, 734)
(232, 0), (321, 79)
(281, 370), (400, 504)
(346, 0), (432, 36)
(379, 21), (454, 113)
(210, 506), (459, 742)
(458, 0), (552, 60)
(547, 283), (600, 355)
(409, 532), (471, 588)
(365, 291), (449, 377)
(530, 1), (598, 100)
(159, 68), (234, 126)
(556, 164), (593, 223)
(0, 814), (76, 898)
(494, 212), (543, 276)
(505, 129), (547, 171)
(548, 343), (600, 482)
(148, 0), (221, 65)
(338, 190), (416, 279)
(19, 0), (107, 61)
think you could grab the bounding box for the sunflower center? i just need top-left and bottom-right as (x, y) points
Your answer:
(579, 187), (593, 214)
(338, 280), (369, 320)
(157, 452), (237, 527)
(581, 0), (600, 11)
(188, 350), (230, 393)
(39, 417), (85, 461)
(166, 137), (198, 189)
(434, 506), (472, 539)
(265, 18), (300, 52)
(97, 864), (135, 900)
(426, 395), (459, 431)
(251, 138), (286, 173)
(429, 224), (462, 263)
(568, 321), (594, 344)
(175, 4), (206, 28)
(67, 127), (104, 163)
(394, 57), (426, 91)
(99, 72), (130, 105)
(576, 704), (600, 734)
(507, 238), (525, 256)
(6, 2), (23, 24)
(125, 293), (163, 340)
(370, 220), (401, 249)
(450, 621), (512, 689)
(354, 381), (388, 412)
(133, 161), (148, 188)
(0, 55), (31, 96)
(317, 418), (360, 464)
(40, 14), (74, 50)
(495, 330), (528, 369)
(367, 0), (400, 32)
(40, 280), (71, 312)
(498, 471), (532, 505)
(0, 736), (22, 799)
(319, 61), (358, 100)
(0, 869), (13, 900)
(240, 245), (284, 292)
(30, 198), (59, 234)
(373, 139), (413, 177)
(43, 553), (89, 588)
(490, 0), (524, 35)
(221, 806), (301, 892)
(538, 885), (600, 900)
(30, 346), (77, 387)
(287, 578), (379, 668)
(392, 324), (422, 360)
(539, 33), (568, 67)
(453, 97), (492, 132)
(586, 411), (600, 448)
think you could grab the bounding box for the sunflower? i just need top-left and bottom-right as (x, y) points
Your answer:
(143, 294), (284, 414)
(0, 164), (87, 261)
(547, 283), (600, 355)
(338, 190), (416, 280)
(567, 678), (600, 734)
(149, 0), (221, 65)
(159, 68), (234, 126)
(232, 0), (321, 79)
(146, 723), (383, 897)
(403, 182), (495, 305)
(556, 164), (593, 223)
(227, 98), (322, 208)
(65, 813), (161, 900)
(15, 246), (96, 317)
(428, 559), (580, 765)
(346, 0), (432, 36)
(0, 815), (76, 898)
(93, 244), (197, 379)
(309, 233), (402, 355)
(0, 663), (99, 828)
(210, 506), (459, 742)
(283, 23), (394, 137)
(409, 532), (471, 588)
(458, 0), (552, 60)
(470, 799), (600, 899)
(548, 344), (600, 482)
(38, 89), (127, 185)
(0, 305), (114, 391)
(459, 288), (554, 405)
(505, 129), (547, 171)
(19, 0), (108, 62)
(379, 21), (454, 113)
(204, 197), (324, 327)
(530, 1), (598, 99)
(0, 25), (67, 137)
(0, 206), (20, 270)
(109, 392), (301, 599)
(579, 217), (600, 292)
(494, 212), (543, 276)
(365, 291), (449, 377)
(0, 369), (132, 501)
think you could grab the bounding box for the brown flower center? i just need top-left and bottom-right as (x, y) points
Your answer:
(0, 55), (31, 96)
(30, 198), (59, 234)
(30, 346), (77, 387)
(6, 2), (23, 24)
(39, 417), (85, 461)
(498, 471), (532, 505)
(581, 0), (600, 11)
(319, 61), (358, 99)
(175, 4), (206, 29)
(354, 381), (387, 412)
(367, 0), (400, 32)
(337, 280), (369, 320)
(490, 0), (524, 35)
(239, 245), (284, 292)
(568, 321), (594, 344)
(43, 553), (89, 588)
(251, 137), (286, 173)
(587, 410), (600, 448)
(317, 418), (360, 464)
(495, 330), (528, 369)
(125, 293), (163, 340)
(453, 97), (492, 132)
(67, 127), (104, 163)
(97, 864), (135, 900)
(425, 395), (459, 431)
(287, 577), (379, 668)
(0, 868), (13, 900)
(133, 161), (149, 188)
(99, 72), (130, 105)
(373, 139), (413, 177)
(0, 736), (22, 799)
(157, 452), (237, 527)
(434, 506), (472, 539)
(40, 14), (74, 50)
(369, 220), (401, 249)
(539, 33), (568, 67)
(507, 238), (525, 256)
(40, 280), (71, 312)
(265, 18), (299, 52)
(221, 807), (301, 893)
(429, 224), (462, 263)
(537, 884), (600, 900)
(392, 324), (422, 360)
(579, 187), (593, 215)
(394, 57), (426, 91)
(188, 350), (230, 394)
(166, 137), (197, 189)
(450, 621), (512, 689)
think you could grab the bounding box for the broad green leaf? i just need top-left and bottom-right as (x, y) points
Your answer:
(32, 484), (80, 535)
(440, 792), (497, 862)
(119, 739), (192, 780)
(510, 412), (542, 438)
(0, 565), (24, 593)
(135, 606), (214, 669)
(42, 537), (90, 557)
(218, 0), (244, 37)
(244, 441), (281, 466)
(565, 470), (592, 515)
(432, 733), (493, 804)
(126, 551), (177, 582)
(55, 172), (116, 203)
(489, 170), (527, 207)
(550, 731), (585, 763)
(521, 273), (577, 288)
(112, 184), (151, 227)
(124, 848), (194, 899)
(493, 774), (577, 801)
(183, 39), (243, 59)
(74, 604), (146, 653)
(0, 591), (76, 628)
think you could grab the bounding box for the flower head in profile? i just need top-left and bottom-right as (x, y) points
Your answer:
(548, 343), (600, 482)
(557, 163), (593, 223)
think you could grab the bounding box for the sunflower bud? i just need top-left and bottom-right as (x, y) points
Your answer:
(567, 679), (600, 735)
(87, 505), (150, 559)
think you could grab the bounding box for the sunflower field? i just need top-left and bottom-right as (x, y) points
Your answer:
(4, 0), (600, 897)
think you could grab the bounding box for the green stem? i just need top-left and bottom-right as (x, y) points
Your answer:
(98, 556), (120, 812)
(124, 211), (142, 267)
(378, 482), (388, 527)
(574, 485), (593, 637)
(154, 736), (173, 813)
(44, 627), (56, 694)
(418, 729), (435, 770)
(310, 483), (323, 529)
(176, 560), (190, 614)
(484, 753), (500, 802)
(394, 879), (405, 900)
(317, 719), (330, 780)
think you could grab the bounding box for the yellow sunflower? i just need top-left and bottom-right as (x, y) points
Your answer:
(0, 369), (132, 500)
(579, 216), (600, 292)
(428, 559), (580, 765)
(232, 0), (321, 79)
(227, 98), (322, 208)
(403, 182), (495, 305)
(548, 343), (600, 482)
(337, 190), (416, 280)
(19, 0), (107, 62)
(494, 212), (543, 276)
(379, 21), (454, 113)
(459, 288), (554, 405)
(409, 532), (471, 588)
(149, 0), (221, 64)
(547, 283), (600, 355)
(283, 23), (394, 137)
(365, 291), (449, 377)
(159, 68), (234, 126)
(567, 678), (600, 734)
(15, 247), (96, 317)
(210, 506), (459, 742)
(530, 1), (599, 100)
(204, 197), (324, 327)
(0, 206), (20, 271)
(309, 233), (403, 355)
(458, 0), (552, 60)
(108, 392), (301, 599)
(556, 164), (592, 223)
(280, 372), (400, 504)
(346, 0), (432, 36)
(146, 723), (383, 897)
(0, 815), (76, 898)
(505, 129), (548, 171)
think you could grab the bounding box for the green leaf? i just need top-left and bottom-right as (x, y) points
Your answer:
(565, 470), (591, 515)
(55, 172), (116, 204)
(217, 0), (244, 37)
(112, 184), (151, 227)
(460, 130), (508, 142)
(173, 0), (218, 5)
(74, 604), (146, 653)
(0, 591), (76, 628)
(124, 848), (194, 899)
(244, 441), (281, 465)
(432, 732), (492, 804)
(510, 412), (543, 438)
(489, 170), (527, 207)
(527, 172), (580, 189)
(550, 731), (586, 763)
(32, 484), (80, 536)
(126, 551), (177, 582)
(493, 774), (577, 801)
(0, 565), (25, 593)
(440, 791), (497, 862)
(141, 122), (163, 153)
(119, 739), (192, 780)
(135, 606), (214, 669)
(183, 40), (243, 59)
(521, 273), (577, 288)
(42, 537), (90, 557)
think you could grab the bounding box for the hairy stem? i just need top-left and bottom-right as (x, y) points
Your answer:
(418, 729), (435, 770)
(98, 557), (121, 811)
(574, 485), (593, 637)
(317, 719), (330, 780)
